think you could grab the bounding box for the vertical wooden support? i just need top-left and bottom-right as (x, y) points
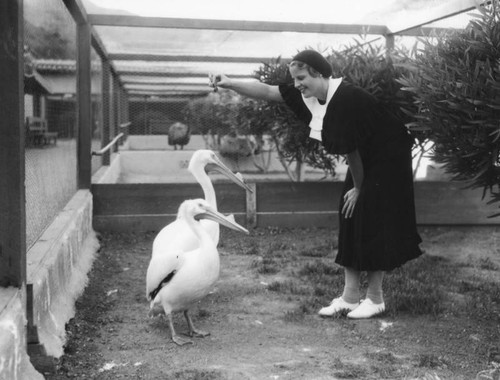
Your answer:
(77, 21), (92, 189)
(101, 60), (111, 165)
(0, 0), (26, 288)
(113, 77), (119, 152)
(385, 34), (395, 55)
(122, 88), (130, 140)
(109, 74), (116, 145)
(246, 183), (257, 228)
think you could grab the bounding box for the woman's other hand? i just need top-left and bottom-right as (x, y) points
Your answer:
(342, 188), (360, 218)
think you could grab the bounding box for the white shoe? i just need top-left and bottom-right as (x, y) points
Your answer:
(318, 297), (359, 317)
(347, 299), (385, 319)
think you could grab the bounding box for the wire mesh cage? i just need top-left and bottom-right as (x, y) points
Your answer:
(24, 0), (79, 249)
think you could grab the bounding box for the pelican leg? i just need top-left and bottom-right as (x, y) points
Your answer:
(167, 313), (193, 346)
(184, 310), (210, 338)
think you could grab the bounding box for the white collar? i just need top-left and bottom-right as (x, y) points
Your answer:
(302, 77), (342, 141)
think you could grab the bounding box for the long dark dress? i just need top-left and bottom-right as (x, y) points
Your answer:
(279, 81), (423, 271)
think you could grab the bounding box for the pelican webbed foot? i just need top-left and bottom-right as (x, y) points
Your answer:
(184, 310), (210, 338)
(167, 313), (193, 346)
(172, 334), (194, 346)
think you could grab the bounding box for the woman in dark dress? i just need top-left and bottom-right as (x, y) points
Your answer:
(209, 49), (423, 319)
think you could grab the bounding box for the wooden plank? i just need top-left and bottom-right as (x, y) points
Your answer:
(62, 0), (88, 24)
(257, 212), (338, 229)
(91, 183), (247, 215)
(0, 0), (26, 287)
(109, 54), (291, 63)
(88, 14), (389, 35)
(91, 181), (500, 232)
(118, 71), (255, 79)
(93, 214), (177, 233)
(389, 0), (481, 35)
(414, 182), (499, 225)
(93, 212), (248, 233)
(77, 21), (92, 189)
(256, 182), (342, 212)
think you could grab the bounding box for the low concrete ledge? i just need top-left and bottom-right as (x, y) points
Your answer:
(0, 288), (44, 380)
(27, 190), (100, 358)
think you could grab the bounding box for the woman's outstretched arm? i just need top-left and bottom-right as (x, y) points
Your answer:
(209, 74), (284, 102)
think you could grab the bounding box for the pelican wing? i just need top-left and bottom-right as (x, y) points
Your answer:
(146, 246), (186, 300)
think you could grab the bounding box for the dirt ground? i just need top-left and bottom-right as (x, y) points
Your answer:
(42, 226), (500, 380)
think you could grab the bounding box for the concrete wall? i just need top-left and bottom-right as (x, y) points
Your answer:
(27, 190), (99, 359)
(0, 288), (44, 380)
(101, 135), (331, 184)
(0, 181), (100, 380)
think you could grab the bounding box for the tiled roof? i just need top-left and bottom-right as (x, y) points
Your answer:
(35, 59), (102, 74)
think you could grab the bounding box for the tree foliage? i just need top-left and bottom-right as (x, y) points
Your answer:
(397, 3), (500, 203)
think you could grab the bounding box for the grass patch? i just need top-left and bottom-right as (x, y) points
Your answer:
(477, 257), (499, 270)
(416, 353), (450, 369)
(298, 260), (343, 277)
(196, 308), (211, 319)
(282, 306), (308, 322)
(298, 244), (334, 258)
(385, 255), (451, 316)
(461, 278), (500, 320)
(251, 257), (280, 274)
(248, 235), (500, 320)
(267, 280), (310, 295)
(331, 359), (368, 379)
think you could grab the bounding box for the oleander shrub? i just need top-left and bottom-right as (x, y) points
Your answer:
(397, 3), (500, 207)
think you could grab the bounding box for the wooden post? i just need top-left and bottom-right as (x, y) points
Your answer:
(385, 34), (395, 55)
(102, 60), (111, 165)
(113, 76), (119, 152)
(109, 74), (116, 147)
(246, 183), (257, 228)
(77, 21), (92, 189)
(0, 0), (26, 287)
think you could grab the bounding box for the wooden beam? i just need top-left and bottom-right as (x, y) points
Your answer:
(128, 95), (204, 102)
(62, 0), (88, 24)
(388, 0), (481, 35)
(394, 26), (463, 37)
(77, 22), (92, 189)
(101, 60), (111, 165)
(108, 54), (290, 63)
(90, 27), (108, 61)
(117, 71), (255, 78)
(124, 84), (210, 91)
(88, 14), (389, 35)
(122, 78), (209, 85)
(0, 0), (26, 288)
(128, 91), (210, 97)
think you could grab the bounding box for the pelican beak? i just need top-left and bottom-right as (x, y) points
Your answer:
(195, 207), (249, 234)
(205, 157), (254, 193)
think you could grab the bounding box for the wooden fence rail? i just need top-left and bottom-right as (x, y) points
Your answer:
(91, 181), (500, 232)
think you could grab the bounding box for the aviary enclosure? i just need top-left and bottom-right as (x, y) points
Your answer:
(1, 0), (500, 379)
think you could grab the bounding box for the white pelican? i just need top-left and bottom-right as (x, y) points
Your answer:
(146, 198), (249, 345)
(152, 149), (252, 257)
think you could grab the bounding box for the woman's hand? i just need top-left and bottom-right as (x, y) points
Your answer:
(342, 188), (360, 218)
(208, 73), (231, 91)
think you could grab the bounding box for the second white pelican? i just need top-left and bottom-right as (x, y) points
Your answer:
(152, 150), (252, 258)
(146, 198), (249, 345)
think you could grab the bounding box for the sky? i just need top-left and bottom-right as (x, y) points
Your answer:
(85, 0), (395, 23)
(85, 0), (477, 28)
